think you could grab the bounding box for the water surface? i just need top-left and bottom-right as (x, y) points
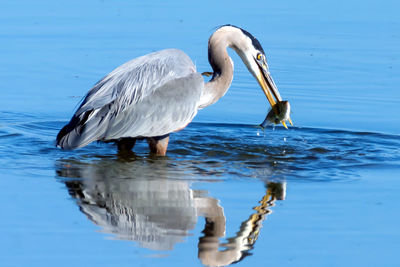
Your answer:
(1, 115), (399, 266)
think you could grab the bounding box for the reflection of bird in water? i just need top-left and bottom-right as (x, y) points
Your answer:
(56, 25), (288, 155)
(56, 158), (286, 265)
(66, 178), (200, 250)
(57, 158), (204, 250)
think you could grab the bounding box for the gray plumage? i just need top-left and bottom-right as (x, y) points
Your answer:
(57, 25), (286, 153)
(57, 49), (202, 149)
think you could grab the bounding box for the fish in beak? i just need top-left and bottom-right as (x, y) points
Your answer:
(255, 56), (293, 129)
(260, 100), (293, 128)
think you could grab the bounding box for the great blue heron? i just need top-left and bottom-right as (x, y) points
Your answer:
(57, 25), (288, 155)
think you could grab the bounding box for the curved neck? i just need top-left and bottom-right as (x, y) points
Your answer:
(198, 31), (234, 109)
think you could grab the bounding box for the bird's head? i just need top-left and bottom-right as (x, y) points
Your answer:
(217, 25), (289, 127)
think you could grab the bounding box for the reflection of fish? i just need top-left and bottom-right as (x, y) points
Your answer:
(260, 100), (292, 129)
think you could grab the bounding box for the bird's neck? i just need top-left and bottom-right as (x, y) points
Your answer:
(198, 32), (234, 109)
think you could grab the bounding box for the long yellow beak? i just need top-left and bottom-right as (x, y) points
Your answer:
(256, 65), (292, 128)
(257, 72), (277, 108)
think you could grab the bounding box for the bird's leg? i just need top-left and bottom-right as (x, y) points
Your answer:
(117, 138), (136, 151)
(147, 134), (170, 156)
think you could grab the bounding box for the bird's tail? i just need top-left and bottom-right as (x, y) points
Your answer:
(56, 110), (97, 149)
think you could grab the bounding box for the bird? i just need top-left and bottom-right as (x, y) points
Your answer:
(56, 25), (287, 156)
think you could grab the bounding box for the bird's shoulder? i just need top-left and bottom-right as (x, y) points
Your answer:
(115, 49), (196, 76)
(76, 49), (198, 115)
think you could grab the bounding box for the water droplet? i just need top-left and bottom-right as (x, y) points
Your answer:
(283, 137), (287, 142)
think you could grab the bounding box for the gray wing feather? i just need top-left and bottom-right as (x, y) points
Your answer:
(76, 49), (196, 115)
(57, 49), (203, 149)
(104, 73), (203, 139)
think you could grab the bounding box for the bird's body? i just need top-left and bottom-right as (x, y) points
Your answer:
(57, 49), (203, 151)
(57, 25), (288, 155)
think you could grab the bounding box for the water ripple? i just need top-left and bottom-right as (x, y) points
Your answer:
(1, 114), (399, 182)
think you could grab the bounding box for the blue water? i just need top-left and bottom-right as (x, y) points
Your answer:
(1, 0), (400, 266)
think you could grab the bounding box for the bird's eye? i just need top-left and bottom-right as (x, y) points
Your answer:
(256, 53), (263, 61)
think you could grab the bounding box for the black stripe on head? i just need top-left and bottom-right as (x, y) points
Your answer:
(218, 24), (265, 54)
(240, 28), (265, 54)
